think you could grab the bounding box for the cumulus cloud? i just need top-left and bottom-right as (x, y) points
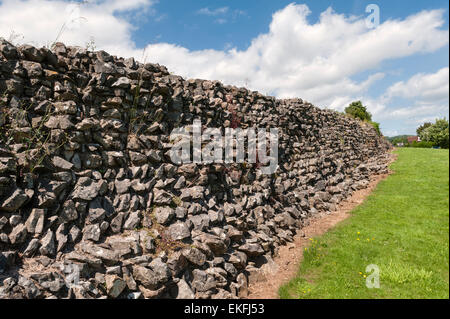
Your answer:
(0, 0), (154, 53)
(388, 104), (449, 120)
(375, 67), (449, 135)
(141, 5), (448, 110)
(385, 67), (449, 103)
(378, 68), (449, 120)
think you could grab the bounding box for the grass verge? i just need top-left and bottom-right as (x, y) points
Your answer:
(279, 148), (449, 299)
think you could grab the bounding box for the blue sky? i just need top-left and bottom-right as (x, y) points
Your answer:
(0, 0), (448, 136)
(136, 0), (449, 51)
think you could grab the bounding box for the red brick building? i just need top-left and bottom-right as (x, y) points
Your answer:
(407, 136), (420, 144)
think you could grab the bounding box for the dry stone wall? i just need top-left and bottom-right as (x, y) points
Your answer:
(0, 39), (391, 299)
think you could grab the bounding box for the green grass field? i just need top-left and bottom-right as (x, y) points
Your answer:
(279, 148), (449, 299)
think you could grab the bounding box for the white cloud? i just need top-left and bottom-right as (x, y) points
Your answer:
(384, 129), (399, 137)
(0, 0), (154, 52)
(376, 68), (449, 120)
(141, 4), (448, 109)
(98, 0), (152, 13)
(374, 67), (449, 135)
(197, 7), (229, 16)
(196, 6), (246, 24)
(385, 103), (448, 120)
(385, 67), (449, 103)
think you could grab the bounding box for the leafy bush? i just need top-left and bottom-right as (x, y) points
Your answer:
(343, 101), (381, 136)
(418, 118), (449, 149)
(345, 101), (372, 121)
(409, 141), (434, 148)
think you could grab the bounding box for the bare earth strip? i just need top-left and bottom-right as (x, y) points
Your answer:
(246, 153), (397, 299)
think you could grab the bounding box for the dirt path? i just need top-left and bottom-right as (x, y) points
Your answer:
(246, 155), (396, 299)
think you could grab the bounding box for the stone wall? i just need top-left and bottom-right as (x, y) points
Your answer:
(0, 39), (391, 299)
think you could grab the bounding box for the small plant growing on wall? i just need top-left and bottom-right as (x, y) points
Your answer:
(0, 96), (68, 174)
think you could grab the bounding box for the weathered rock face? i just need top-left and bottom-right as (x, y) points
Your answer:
(0, 39), (391, 299)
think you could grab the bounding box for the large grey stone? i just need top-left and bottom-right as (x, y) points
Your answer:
(154, 207), (174, 225)
(0, 188), (29, 212)
(39, 230), (56, 256)
(9, 224), (28, 244)
(25, 208), (45, 234)
(105, 275), (126, 298)
(72, 177), (101, 201)
(168, 222), (190, 241)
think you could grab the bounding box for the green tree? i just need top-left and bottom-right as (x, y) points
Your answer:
(416, 122), (432, 137)
(345, 101), (372, 121)
(344, 101), (381, 135)
(420, 118), (449, 149)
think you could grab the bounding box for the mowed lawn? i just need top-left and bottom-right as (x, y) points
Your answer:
(279, 148), (449, 299)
